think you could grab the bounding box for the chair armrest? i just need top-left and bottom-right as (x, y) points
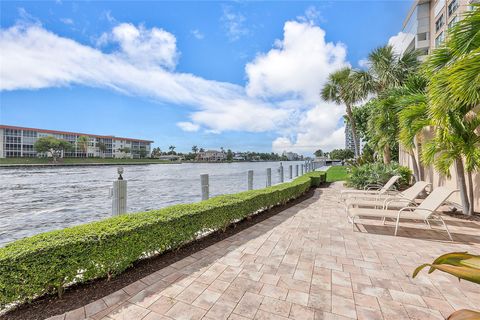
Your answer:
(364, 184), (382, 191)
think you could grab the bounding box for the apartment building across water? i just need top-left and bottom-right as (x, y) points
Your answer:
(0, 125), (153, 159)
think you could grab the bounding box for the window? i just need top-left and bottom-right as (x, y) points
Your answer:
(417, 32), (428, 41)
(448, 15), (459, 29)
(436, 14), (445, 32)
(435, 32), (445, 47)
(448, 0), (458, 16)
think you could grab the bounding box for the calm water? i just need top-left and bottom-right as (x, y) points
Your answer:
(0, 161), (307, 246)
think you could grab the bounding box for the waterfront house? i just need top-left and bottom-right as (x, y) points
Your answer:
(195, 150), (226, 162)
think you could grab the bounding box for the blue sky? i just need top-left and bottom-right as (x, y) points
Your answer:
(0, 0), (411, 154)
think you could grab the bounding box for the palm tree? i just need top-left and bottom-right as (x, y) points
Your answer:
(97, 141), (107, 159)
(421, 5), (480, 215)
(76, 135), (89, 158)
(395, 74), (430, 181)
(352, 45), (419, 163)
(192, 145), (198, 154)
(321, 67), (364, 157)
(168, 145), (176, 155)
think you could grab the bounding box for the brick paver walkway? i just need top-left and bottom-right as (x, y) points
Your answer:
(49, 183), (480, 320)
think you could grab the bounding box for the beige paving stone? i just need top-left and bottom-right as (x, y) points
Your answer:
(254, 309), (289, 319)
(355, 306), (383, 320)
(65, 307), (85, 320)
(331, 295), (356, 319)
(123, 280), (149, 296)
(289, 303), (315, 320)
(285, 290), (309, 307)
(106, 302), (150, 320)
(353, 292), (379, 310)
(260, 284), (288, 300)
(208, 279), (231, 293)
(165, 301), (206, 320)
(259, 296), (292, 316)
(148, 296), (176, 315)
(176, 282), (208, 304)
(260, 274), (280, 286)
(191, 289), (221, 310)
(85, 299), (109, 317)
(103, 289), (130, 307)
(142, 311), (173, 320)
(388, 289), (427, 308)
(233, 292), (264, 319)
(205, 298), (237, 319)
(404, 304), (444, 320)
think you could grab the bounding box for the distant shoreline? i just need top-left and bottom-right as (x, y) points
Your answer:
(0, 158), (305, 168)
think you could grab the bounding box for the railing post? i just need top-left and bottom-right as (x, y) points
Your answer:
(201, 174), (209, 200)
(301, 164), (304, 175)
(112, 167), (127, 216)
(279, 164), (284, 183)
(289, 165), (293, 179)
(247, 170), (254, 190)
(266, 168), (272, 187)
(295, 164), (299, 177)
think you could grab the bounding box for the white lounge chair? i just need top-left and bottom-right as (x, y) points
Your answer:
(345, 181), (431, 210)
(340, 175), (401, 200)
(348, 186), (458, 241)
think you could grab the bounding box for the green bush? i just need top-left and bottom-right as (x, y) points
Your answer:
(0, 171), (325, 307)
(347, 162), (411, 190)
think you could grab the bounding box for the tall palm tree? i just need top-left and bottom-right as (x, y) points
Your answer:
(192, 145), (198, 154)
(76, 135), (89, 158)
(352, 45), (419, 163)
(321, 67), (364, 157)
(395, 74), (430, 181)
(421, 5), (480, 215)
(168, 145), (176, 155)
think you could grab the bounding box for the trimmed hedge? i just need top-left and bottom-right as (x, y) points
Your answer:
(0, 171), (325, 307)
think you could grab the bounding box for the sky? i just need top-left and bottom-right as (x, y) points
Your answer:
(0, 0), (411, 155)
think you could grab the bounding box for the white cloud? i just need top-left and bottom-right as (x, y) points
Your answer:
(177, 121), (200, 132)
(0, 18), (350, 154)
(245, 20), (348, 104)
(297, 6), (324, 24)
(60, 18), (74, 25)
(358, 58), (369, 69)
(388, 31), (413, 55)
(221, 7), (248, 41)
(191, 29), (204, 40)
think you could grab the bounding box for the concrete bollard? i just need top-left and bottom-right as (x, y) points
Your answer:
(301, 164), (304, 175)
(201, 174), (209, 200)
(248, 170), (254, 190)
(289, 165), (293, 179)
(112, 167), (127, 216)
(295, 165), (299, 177)
(266, 168), (272, 187)
(279, 164), (284, 183)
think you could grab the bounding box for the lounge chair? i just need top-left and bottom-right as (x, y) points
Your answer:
(344, 181), (431, 210)
(348, 186), (458, 240)
(340, 175), (401, 199)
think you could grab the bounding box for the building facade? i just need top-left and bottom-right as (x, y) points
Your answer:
(0, 125), (153, 159)
(397, 0), (480, 211)
(195, 150), (226, 162)
(344, 122), (359, 154)
(398, 0), (476, 58)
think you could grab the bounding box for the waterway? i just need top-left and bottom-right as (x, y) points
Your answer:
(0, 161), (307, 246)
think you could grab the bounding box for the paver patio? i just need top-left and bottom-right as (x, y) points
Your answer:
(48, 183), (480, 320)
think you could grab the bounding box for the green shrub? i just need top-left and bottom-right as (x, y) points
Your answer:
(0, 171), (325, 307)
(347, 162), (411, 189)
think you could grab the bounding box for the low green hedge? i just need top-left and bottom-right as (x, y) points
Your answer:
(0, 171), (325, 307)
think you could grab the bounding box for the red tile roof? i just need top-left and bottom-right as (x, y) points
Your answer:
(0, 125), (154, 143)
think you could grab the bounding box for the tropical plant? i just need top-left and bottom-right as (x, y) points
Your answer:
(96, 141), (107, 158)
(321, 67), (364, 157)
(351, 45), (419, 163)
(314, 149), (324, 157)
(413, 252), (480, 320)
(76, 135), (89, 157)
(420, 5), (480, 215)
(329, 148), (354, 161)
(192, 145), (198, 154)
(168, 145), (176, 155)
(34, 136), (73, 162)
(347, 162), (411, 189)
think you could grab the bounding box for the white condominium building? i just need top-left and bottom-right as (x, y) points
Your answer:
(0, 125), (153, 159)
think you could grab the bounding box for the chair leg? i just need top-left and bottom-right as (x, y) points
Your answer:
(394, 216), (401, 236)
(425, 219), (432, 229)
(382, 217), (386, 225)
(439, 217), (453, 241)
(352, 216), (355, 231)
